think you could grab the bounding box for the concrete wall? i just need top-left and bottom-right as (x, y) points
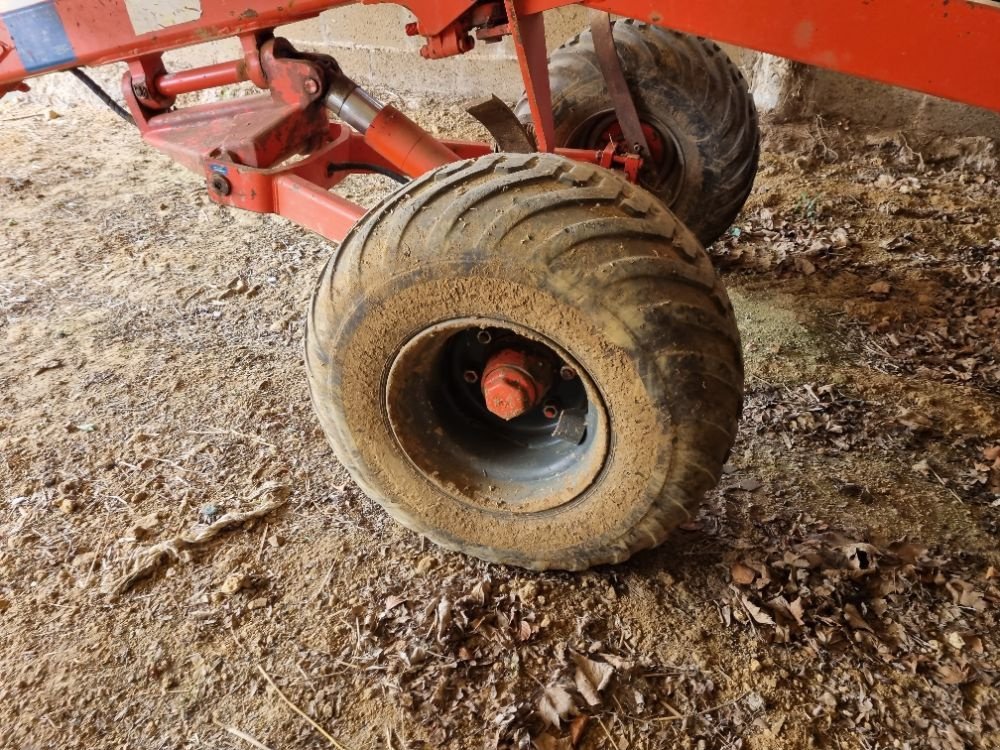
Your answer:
(10, 5), (1000, 140)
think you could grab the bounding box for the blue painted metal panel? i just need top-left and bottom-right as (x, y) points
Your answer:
(3, 2), (75, 73)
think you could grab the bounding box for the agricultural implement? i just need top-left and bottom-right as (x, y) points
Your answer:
(2, 1), (998, 569)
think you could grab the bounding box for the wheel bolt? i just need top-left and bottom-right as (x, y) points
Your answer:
(476, 330), (492, 345)
(481, 348), (552, 421)
(542, 403), (559, 419)
(463, 370), (479, 384)
(559, 366), (577, 380)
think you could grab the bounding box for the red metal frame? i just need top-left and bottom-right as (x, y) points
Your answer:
(2, 0), (998, 245)
(3, 1), (999, 111)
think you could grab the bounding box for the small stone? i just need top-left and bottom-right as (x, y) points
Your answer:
(247, 597), (268, 610)
(220, 573), (248, 595)
(749, 658), (762, 673)
(132, 512), (161, 539)
(58, 497), (77, 514)
(199, 504), (220, 523)
(516, 581), (538, 604)
(0, 597), (9, 612)
(71, 551), (98, 570)
(267, 534), (284, 549)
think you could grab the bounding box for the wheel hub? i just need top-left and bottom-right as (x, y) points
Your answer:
(383, 319), (610, 513)
(481, 348), (554, 421)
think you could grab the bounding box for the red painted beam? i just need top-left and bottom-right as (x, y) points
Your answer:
(274, 174), (366, 243)
(519, 0), (1000, 112)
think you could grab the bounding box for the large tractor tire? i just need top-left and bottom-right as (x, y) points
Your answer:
(515, 20), (759, 247)
(305, 153), (743, 571)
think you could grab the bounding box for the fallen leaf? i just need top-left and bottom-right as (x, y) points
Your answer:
(936, 664), (968, 685)
(572, 653), (614, 706)
(436, 598), (452, 641)
(843, 603), (874, 632)
(384, 594), (407, 612)
(867, 280), (892, 296)
(533, 733), (572, 750)
(569, 715), (589, 747)
(741, 595), (775, 626)
(518, 619), (533, 641)
(731, 562), (757, 585)
(537, 685), (575, 728)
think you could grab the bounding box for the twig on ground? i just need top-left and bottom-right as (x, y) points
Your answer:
(106, 481), (290, 595)
(650, 692), (750, 723)
(215, 722), (275, 750)
(597, 715), (623, 750)
(255, 664), (353, 750)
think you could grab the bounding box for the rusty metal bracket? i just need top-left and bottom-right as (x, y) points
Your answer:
(466, 95), (534, 152)
(505, 1), (555, 152)
(589, 11), (649, 157)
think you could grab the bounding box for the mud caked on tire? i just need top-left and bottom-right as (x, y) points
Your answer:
(306, 153), (743, 570)
(515, 20), (760, 247)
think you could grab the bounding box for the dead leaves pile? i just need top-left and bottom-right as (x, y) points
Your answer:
(711, 205), (849, 277)
(967, 443), (1000, 498)
(725, 531), (998, 684)
(744, 383), (878, 452)
(720, 526), (1000, 748)
(327, 572), (763, 749)
(325, 575), (554, 746)
(852, 239), (1000, 394)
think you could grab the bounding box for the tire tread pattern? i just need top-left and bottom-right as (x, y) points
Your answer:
(305, 153), (744, 570)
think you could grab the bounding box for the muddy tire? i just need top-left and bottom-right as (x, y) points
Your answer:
(305, 153), (743, 570)
(515, 20), (759, 246)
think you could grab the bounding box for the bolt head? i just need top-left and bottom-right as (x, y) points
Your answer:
(559, 366), (577, 380)
(209, 174), (231, 196)
(482, 369), (535, 421)
(304, 78), (320, 95)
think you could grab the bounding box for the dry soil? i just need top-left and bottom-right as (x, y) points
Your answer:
(1, 97), (998, 750)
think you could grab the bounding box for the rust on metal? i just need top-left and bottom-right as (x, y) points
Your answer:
(588, 10), (650, 157)
(481, 348), (554, 421)
(466, 95), (534, 153)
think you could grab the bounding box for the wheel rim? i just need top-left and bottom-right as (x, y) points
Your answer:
(384, 318), (610, 515)
(569, 111), (686, 205)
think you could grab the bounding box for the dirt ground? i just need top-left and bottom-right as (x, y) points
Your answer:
(1, 95), (999, 750)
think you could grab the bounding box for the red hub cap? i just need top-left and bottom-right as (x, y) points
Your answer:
(480, 348), (553, 421)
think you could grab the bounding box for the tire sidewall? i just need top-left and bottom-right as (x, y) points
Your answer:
(309, 261), (684, 569)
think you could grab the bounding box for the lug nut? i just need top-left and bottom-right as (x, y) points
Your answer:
(208, 173), (231, 196)
(559, 366), (577, 380)
(304, 78), (320, 95)
(542, 403), (559, 419)
(476, 330), (492, 345)
(463, 370), (479, 384)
